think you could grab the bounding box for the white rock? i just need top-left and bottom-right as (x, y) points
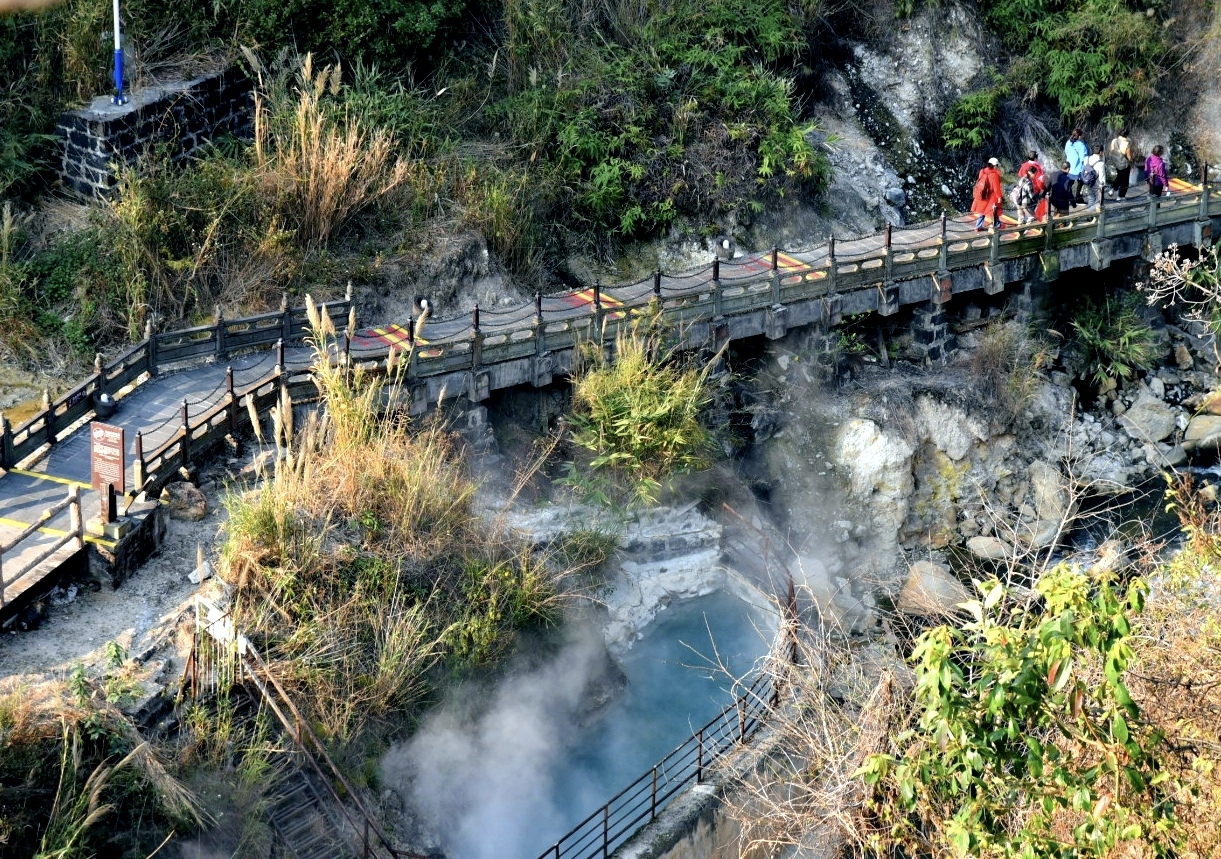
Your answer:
(1117, 387), (1177, 443)
(897, 560), (969, 617)
(1184, 414), (1221, 453)
(966, 535), (1012, 560)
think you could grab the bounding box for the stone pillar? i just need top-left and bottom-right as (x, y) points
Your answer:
(910, 301), (957, 366)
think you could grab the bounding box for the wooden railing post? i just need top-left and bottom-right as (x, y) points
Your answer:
(280, 292), (292, 343)
(1044, 206), (1054, 250)
(1201, 163), (1211, 219)
(1148, 192), (1158, 228)
(471, 304), (483, 370)
(42, 388), (55, 446)
(145, 319), (157, 376)
(826, 234), (837, 293)
(593, 281), (603, 333)
(938, 214), (949, 269)
(770, 247), (780, 304)
(711, 258), (722, 317)
(69, 485), (82, 545)
(603, 805), (609, 858)
(215, 305), (227, 359)
(180, 399), (191, 471)
(1097, 192), (1107, 238)
(534, 293), (546, 357)
(651, 766), (658, 821)
(0, 412), (10, 469)
(653, 269), (662, 302)
(133, 431), (145, 492)
(226, 368), (237, 433)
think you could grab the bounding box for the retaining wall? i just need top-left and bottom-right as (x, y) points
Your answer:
(56, 66), (253, 198)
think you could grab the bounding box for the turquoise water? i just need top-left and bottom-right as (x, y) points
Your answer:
(390, 587), (776, 859)
(536, 588), (775, 852)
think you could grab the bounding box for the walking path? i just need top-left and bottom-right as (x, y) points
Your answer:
(0, 176), (1215, 615)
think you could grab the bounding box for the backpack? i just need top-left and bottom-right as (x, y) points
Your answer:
(973, 173), (988, 200)
(1012, 175), (1034, 207)
(1082, 162), (1098, 187)
(1108, 143), (1131, 170)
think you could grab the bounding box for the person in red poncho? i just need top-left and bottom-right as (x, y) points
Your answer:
(971, 157), (1004, 231)
(1017, 151), (1048, 221)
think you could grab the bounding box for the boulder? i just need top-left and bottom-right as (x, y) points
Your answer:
(1197, 390), (1221, 416)
(1176, 343), (1194, 370)
(161, 482), (208, 521)
(1117, 388), (1177, 443)
(1184, 414), (1221, 453)
(966, 535), (1012, 560)
(896, 560), (969, 617)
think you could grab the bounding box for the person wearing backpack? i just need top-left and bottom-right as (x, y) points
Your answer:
(1064, 128), (1089, 204)
(1018, 151), (1048, 220)
(1108, 129), (1133, 199)
(971, 157), (1004, 231)
(1084, 144), (1106, 211)
(1049, 162), (1075, 215)
(1010, 173), (1036, 224)
(1145, 145), (1169, 197)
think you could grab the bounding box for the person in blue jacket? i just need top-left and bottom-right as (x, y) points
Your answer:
(1064, 128), (1089, 204)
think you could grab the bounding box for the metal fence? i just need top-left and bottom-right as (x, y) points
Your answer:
(535, 672), (777, 859)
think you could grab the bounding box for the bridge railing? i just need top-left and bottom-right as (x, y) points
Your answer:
(0, 486), (84, 608)
(2, 170), (1217, 474)
(0, 288), (354, 471)
(535, 671), (777, 859)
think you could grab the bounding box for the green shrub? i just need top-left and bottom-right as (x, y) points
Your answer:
(561, 314), (719, 507)
(860, 567), (1179, 858)
(1068, 293), (1159, 385)
(942, 76), (1010, 151)
(987, 0), (1164, 124)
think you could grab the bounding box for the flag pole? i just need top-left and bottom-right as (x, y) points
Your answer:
(112, 0), (126, 104)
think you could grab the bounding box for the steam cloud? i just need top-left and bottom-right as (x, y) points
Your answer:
(382, 625), (612, 859)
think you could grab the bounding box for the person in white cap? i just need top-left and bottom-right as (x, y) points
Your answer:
(971, 157), (1004, 231)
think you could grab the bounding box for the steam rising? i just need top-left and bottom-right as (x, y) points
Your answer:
(383, 627), (611, 859)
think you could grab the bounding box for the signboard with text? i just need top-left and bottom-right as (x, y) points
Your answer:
(90, 422), (125, 495)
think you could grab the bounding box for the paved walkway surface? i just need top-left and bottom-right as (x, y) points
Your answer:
(0, 177), (1197, 606)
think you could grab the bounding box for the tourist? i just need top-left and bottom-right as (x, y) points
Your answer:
(1018, 151), (1048, 220)
(1064, 128), (1089, 204)
(1049, 162), (1075, 215)
(1108, 128), (1134, 199)
(971, 157), (1004, 231)
(1145, 144), (1169, 197)
(1085, 144), (1106, 211)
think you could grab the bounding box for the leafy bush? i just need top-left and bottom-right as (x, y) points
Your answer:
(561, 314), (720, 507)
(969, 320), (1052, 423)
(986, 0), (1164, 124)
(493, 0), (829, 240)
(860, 567), (1179, 858)
(1068, 293), (1159, 385)
(942, 76), (1010, 151)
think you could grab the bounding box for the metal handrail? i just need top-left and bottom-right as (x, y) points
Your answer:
(535, 672), (776, 859)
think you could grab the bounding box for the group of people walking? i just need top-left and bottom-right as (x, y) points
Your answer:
(971, 129), (1171, 230)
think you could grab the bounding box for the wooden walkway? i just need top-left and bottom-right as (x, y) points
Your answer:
(0, 177), (1217, 613)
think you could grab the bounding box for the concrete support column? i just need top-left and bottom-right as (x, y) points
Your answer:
(910, 301), (957, 366)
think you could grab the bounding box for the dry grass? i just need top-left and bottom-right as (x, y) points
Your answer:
(219, 301), (566, 744)
(249, 52), (416, 248)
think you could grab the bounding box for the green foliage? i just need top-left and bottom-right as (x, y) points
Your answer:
(861, 567), (1179, 858)
(561, 314), (719, 507)
(986, 0), (1164, 123)
(495, 0), (829, 240)
(1068, 293), (1159, 385)
(942, 76), (1010, 151)
(234, 0), (466, 70)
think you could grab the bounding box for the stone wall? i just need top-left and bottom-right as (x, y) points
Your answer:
(56, 66), (252, 198)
